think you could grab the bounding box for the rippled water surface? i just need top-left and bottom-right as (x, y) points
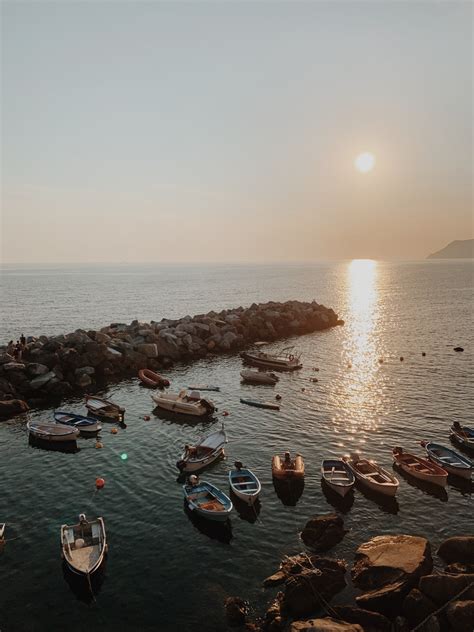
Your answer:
(1, 261), (473, 631)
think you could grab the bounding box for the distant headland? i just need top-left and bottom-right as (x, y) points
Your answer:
(427, 239), (474, 259)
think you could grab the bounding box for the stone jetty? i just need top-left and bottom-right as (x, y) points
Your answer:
(0, 300), (342, 418)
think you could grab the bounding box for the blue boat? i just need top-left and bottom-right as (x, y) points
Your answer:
(54, 411), (102, 434)
(183, 477), (232, 522)
(421, 441), (472, 480)
(450, 422), (474, 450)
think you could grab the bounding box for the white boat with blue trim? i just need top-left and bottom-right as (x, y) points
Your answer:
(321, 458), (355, 497)
(229, 462), (261, 505)
(183, 476), (232, 522)
(421, 441), (472, 480)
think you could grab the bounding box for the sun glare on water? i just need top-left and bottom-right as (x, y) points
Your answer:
(355, 152), (375, 173)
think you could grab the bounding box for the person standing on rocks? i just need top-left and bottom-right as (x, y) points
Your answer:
(20, 334), (26, 347)
(14, 341), (22, 361)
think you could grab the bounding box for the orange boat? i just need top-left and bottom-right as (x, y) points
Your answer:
(138, 368), (170, 388)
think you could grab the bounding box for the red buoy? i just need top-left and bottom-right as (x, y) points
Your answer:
(143, 415), (150, 421)
(222, 410), (229, 417)
(95, 477), (105, 489)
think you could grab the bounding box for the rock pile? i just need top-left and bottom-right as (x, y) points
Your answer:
(0, 300), (342, 418)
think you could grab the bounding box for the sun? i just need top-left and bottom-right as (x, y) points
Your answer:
(355, 152), (375, 173)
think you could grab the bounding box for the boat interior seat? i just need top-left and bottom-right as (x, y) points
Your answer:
(91, 523), (101, 543)
(234, 482), (258, 489)
(65, 529), (75, 545)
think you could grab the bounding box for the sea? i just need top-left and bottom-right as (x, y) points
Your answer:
(0, 261), (473, 631)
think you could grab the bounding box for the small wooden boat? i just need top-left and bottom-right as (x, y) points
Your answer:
(272, 452), (305, 479)
(392, 447), (448, 487)
(152, 389), (215, 417)
(188, 384), (220, 392)
(176, 426), (227, 472)
(138, 368), (170, 388)
(183, 476), (232, 522)
(343, 454), (399, 496)
(240, 369), (279, 385)
(27, 420), (79, 443)
(61, 514), (107, 576)
(450, 422), (474, 449)
(240, 346), (302, 371)
(229, 462), (261, 506)
(321, 459), (355, 497)
(240, 397), (280, 411)
(54, 411), (102, 434)
(420, 441), (473, 480)
(85, 395), (125, 421)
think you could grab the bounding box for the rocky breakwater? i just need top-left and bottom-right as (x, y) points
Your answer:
(0, 300), (342, 418)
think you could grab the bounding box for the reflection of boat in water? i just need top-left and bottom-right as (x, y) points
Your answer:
(229, 491), (261, 523)
(355, 481), (400, 515)
(321, 479), (354, 513)
(184, 502), (232, 543)
(393, 463), (448, 502)
(28, 434), (79, 453)
(447, 474), (474, 497)
(272, 477), (305, 507)
(62, 559), (106, 604)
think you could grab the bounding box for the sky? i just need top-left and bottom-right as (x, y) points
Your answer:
(1, 1), (472, 263)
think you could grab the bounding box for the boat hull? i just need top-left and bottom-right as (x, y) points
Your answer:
(61, 517), (107, 576)
(344, 458), (399, 497)
(422, 442), (473, 480)
(183, 482), (232, 522)
(272, 454), (305, 479)
(321, 460), (355, 497)
(241, 352), (302, 371)
(392, 452), (448, 487)
(240, 398), (280, 411)
(240, 370), (278, 385)
(229, 468), (261, 506)
(138, 369), (169, 388)
(28, 421), (79, 443)
(179, 448), (225, 473)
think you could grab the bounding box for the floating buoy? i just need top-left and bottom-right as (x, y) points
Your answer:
(400, 357), (404, 362)
(454, 347), (464, 352)
(143, 415), (150, 421)
(95, 441), (103, 449)
(347, 363), (352, 369)
(111, 427), (118, 434)
(422, 352), (426, 357)
(222, 410), (229, 416)
(275, 394), (282, 401)
(378, 358), (384, 364)
(313, 368), (319, 372)
(301, 387), (305, 392)
(95, 477), (105, 489)
(310, 377), (318, 383)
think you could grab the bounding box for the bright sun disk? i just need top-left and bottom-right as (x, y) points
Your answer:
(355, 152), (375, 173)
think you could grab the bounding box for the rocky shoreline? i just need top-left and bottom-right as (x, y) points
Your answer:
(225, 516), (474, 631)
(0, 299), (342, 419)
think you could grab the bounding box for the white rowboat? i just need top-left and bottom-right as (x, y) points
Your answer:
(321, 459), (355, 497)
(420, 441), (472, 480)
(176, 427), (227, 472)
(392, 447), (448, 487)
(27, 420), (79, 443)
(240, 369), (279, 385)
(61, 514), (107, 576)
(343, 454), (399, 497)
(229, 462), (261, 506)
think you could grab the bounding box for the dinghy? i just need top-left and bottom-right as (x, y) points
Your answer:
(240, 397), (280, 411)
(420, 441), (473, 480)
(183, 476), (232, 522)
(152, 389), (215, 417)
(272, 452), (305, 479)
(229, 461), (261, 506)
(188, 384), (220, 392)
(240, 346), (302, 371)
(392, 447), (448, 487)
(54, 411), (102, 434)
(27, 420), (79, 443)
(450, 422), (474, 449)
(176, 426), (227, 472)
(343, 454), (399, 497)
(61, 514), (107, 576)
(240, 369), (279, 385)
(138, 368), (170, 388)
(321, 459), (355, 497)
(85, 395), (125, 422)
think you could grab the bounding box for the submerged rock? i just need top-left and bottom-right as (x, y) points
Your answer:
(300, 514), (347, 552)
(224, 596), (249, 627)
(437, 536), (474, 565)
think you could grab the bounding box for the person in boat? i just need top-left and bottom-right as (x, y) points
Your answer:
(452, 421), (467, 437)
(184, 444), (198, 458)
(283, 451), (294, 470)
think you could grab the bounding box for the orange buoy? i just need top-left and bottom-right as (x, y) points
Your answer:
(143, 415), (150, 421)
(95, 441), (103, 449)
(400, 357), (404, 362)
(310, 377), (318, 383)
(347, 363), (352, 369)
(378, 358), (384, 364)
(111, 427), (118, 435)
(95, 477), (105, 489)
(222, 410), (229, 417)
(422, 352), (426, 357)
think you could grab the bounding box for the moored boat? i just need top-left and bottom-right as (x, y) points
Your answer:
(176, 426), (227, 472)
(240, 346), (302, 371)
(240, 397), (280, 411)
(229, 462), (261, 506)
(54, 411), (102, 434)
(27, 420), (79, 443)
(240, 369), (279, 385)
(188, 384), (220, 392)
(138, 368), (170, 388)
(343, 453), (399, 496)
(61, 514), (107, 576)
(450, 422), (474, 449)
(420, 441), (473, 480)
(272, 452), (305, 479)
(183, 476), (232, 522)
(85, 395), (125, 422)
(321, 458), (355, 497)
(392, 447), (448, 487)
(152, 389), (215, 417)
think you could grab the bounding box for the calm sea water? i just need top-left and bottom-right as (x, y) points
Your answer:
(0, 261), (473, 632)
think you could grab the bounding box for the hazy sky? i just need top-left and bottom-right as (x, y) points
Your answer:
(1, 1), (472, 263)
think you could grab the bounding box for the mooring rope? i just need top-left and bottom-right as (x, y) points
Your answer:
(411, 580), (474, 631)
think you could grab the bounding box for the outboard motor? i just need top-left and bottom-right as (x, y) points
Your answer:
(234, 460), (243, 470)
(176, 459), (186, 471)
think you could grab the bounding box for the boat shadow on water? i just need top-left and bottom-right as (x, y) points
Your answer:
(62, 560), (106, 604)
(28, 435), (80, 454)
(272, 477), (305, 507)
(229, 491), (261, 523)
(355, 482), (400, 515)
(321, 480), (355, 514)
(393, 464), (448, 502)
(447, 475), (474, 497)
(183, 503), (233, 544)
(449, 436), (474, 458)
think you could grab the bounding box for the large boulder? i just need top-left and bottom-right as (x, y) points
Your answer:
(26, 363), (50, 377)
(224, 596), (248, 627)
(0, 353), (14, 365)
(438, 536), (474, 565)
(446, 600), (474, 632)
(418, 573), (474, 605)
(330, 606), (390, 632)
(75, 366), (95, 377)
(301, 514), (347, 552)
(3, 362), (26, 371)
(402, 588), (437, 625)
(30, 371), (56, 390)
(291, 618), (363, 632)
(0, 399), (29, 417)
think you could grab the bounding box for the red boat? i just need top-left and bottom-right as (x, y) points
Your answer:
(138, 368), (170, 388)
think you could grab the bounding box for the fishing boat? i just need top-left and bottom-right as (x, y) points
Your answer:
(343, 454), (399, 497)
(53, 411), (102, 434)
(228, 462), (261, 506)
(138, 368), (170, 388)
(85, 395), (125, 422)
(450, 422), (474, 449)
(420, 441), (473, 480)
(240, 346), (302, 371)
(188, 384), (220, 392)
(392, 447), (448, 487)
(176, 426), (227, 472)
(183, 476), (232, 522)
(240, 369), (279, 385)
(152, 389), (215, 417)
(321, 459), (355, 497)
(27, 420), (79, 443)
(60, 514), (107, 576)
(272, 452), (305, 479)
(240, 397), (280, 411)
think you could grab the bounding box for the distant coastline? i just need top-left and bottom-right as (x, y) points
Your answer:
(427, 239), (474, 259)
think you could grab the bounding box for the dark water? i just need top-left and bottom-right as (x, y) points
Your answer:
(1, 261), (473, 632)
